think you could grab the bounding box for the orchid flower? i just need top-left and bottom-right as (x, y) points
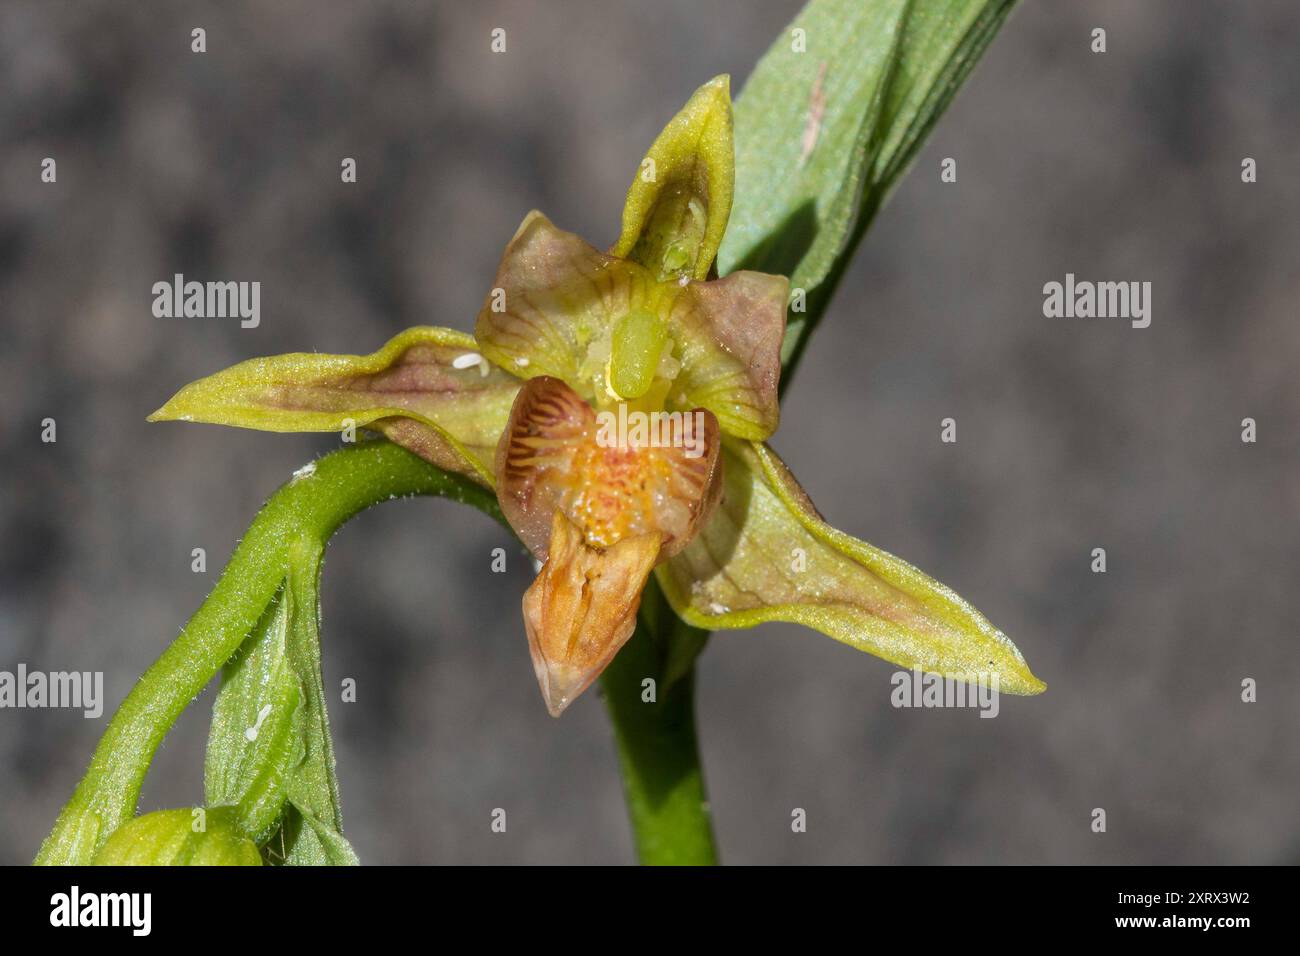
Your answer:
(149, 76), (1044, 718)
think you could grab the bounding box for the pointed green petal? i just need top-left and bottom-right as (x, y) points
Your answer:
(612, 75), (734, 282)
(149, 327), (521, 486)
(659, 441), (1046, 696)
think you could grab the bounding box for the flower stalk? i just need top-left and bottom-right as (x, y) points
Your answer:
(36, 442), (500, 865)
(601, 582), (716, 865)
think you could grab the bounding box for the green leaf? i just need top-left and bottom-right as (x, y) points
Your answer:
(204, 583), (305, 843)
(236, 536), (359, 865)
(277, 542), (351, 855)
(720, 0), (1018, 369)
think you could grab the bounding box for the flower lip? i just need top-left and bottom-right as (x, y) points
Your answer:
(499, 372), (721, 716)
(494, 375), (722, 563)
(523, 511), (661, 717)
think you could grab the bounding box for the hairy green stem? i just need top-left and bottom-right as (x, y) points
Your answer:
(36, 441), (499, 865)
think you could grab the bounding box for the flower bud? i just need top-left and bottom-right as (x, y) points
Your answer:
(93, 807), (262, 866)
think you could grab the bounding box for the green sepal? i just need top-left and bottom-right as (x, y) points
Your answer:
(612, 75), (734, 282)
(660, 441), (1045, 696)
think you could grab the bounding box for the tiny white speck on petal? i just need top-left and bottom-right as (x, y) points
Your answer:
(515, 356), (530, 368)
(291, 461), (317, 482)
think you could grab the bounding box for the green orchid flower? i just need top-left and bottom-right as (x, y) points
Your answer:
(150, 75), (1044, 717)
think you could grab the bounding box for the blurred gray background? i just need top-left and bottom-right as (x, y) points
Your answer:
(2, 0), (1297, 865)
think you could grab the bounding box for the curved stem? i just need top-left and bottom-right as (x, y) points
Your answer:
(36, 441), (499, 864)
(37, 439), (716, 866)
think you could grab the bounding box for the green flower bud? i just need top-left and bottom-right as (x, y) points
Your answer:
(93, 807), (262, 866)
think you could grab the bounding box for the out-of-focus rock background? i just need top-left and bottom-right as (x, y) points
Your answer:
(2, 0), (1297, 864)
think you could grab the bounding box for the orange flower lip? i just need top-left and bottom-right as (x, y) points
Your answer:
(523, 511), (661, 717)
(566, 442), (663, 550)
(496, 376), (722, 563)
(496, 376), (723, 715)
